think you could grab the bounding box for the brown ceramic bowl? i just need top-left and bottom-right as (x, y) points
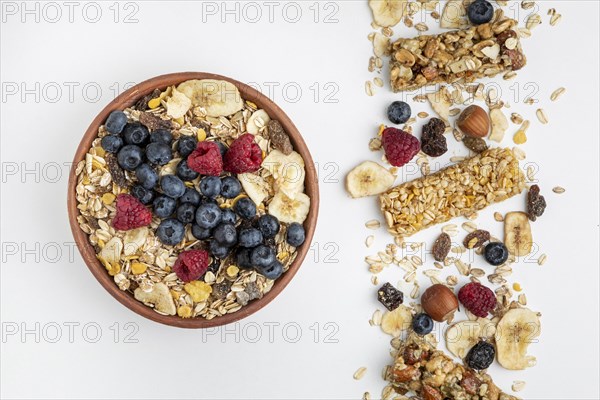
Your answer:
(67, 72), (319, 328)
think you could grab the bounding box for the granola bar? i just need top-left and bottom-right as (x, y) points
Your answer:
(386, 333), (519, 400)
(380, 148), (525, 237)
(390, 14), (526, 92)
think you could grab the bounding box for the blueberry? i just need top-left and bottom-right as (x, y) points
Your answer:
(176, 203), (197, 224)
(236, 248), (254, 269)
(135, 164), (158, 190)
(123, 122), (149, 145)
(209, 239), (231, 259)
(467, 0), (494, 25)
(156, 218), (185, 246)
(105, 110), (128, 134)
(286, 222), (306, 247)
(131, 185), (155, 205)
(257, 215), (280, 239)
(234, 197), (256, 220)
(160, 175), (186, 199)
(465, 341), (495, 370)
(191, 224), (212, 240)
(213, 223), (238, 247)
(150, 129), (173, 145)
(220, 176), (242, 199)
(146, 142), (173, 166)
(195, 202), (222, 229)
(412, 313), (434, 336)
(387, 101), (411, 125)
(250, 245), (276, 269)
(176, 160), (199, 182)
(117, 145), (143, 171)
(256, 260), (283, 280)
(221, 209), (237, 224)
(101, 135), (123, 153)
(216, 141), (228, 158)
(484, 242), (509, 266)
(238, 228), (263, 248)
(200, 176), (222, 198)
(180, 188), (201, 206)
(177, 135), (198, 158)
(153, 195), (177, 218)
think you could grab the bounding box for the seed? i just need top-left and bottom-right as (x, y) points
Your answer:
(373, 77), (384, 88)
(462, 222), (477, 233)
(365, 220), (381, 229)
(512, 381), (526, 392)
(552, 186), (565, 194)
(538, 254), (547, 265)
(503, 71), (517, 80)
(521, 1), (535, 9)
(450, 156), (465, 163)
(536, 109), (548, 124)
(410, 283), (420, 299)
(353, 367), (367, 380)
(415, 22), (428, 32)
(365, 235), (375, 248)
(518, 293), (527, 305)
(371, 275), (379, 285)
(372, 309), (383, 326)
(494, 212), (504, 221)
(365, 81), (374, 97)
(363, 392), (371, 400)
(526, 14), (541, 30)
(511, 112), (524, 124)
(417, 112), (429, 118)
(551, 87), (566, 101)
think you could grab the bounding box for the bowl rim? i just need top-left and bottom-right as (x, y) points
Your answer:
(67, 72), (319, 329)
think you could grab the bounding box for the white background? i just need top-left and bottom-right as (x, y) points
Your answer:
(1, 1), (599, 399)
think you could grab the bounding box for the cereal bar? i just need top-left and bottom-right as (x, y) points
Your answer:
(390, 14), (526, 92)
(380, 148), (525, 237)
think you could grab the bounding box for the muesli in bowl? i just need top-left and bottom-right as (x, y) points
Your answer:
(69, 73), (318, 327)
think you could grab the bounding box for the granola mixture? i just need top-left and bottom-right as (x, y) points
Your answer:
(75, 79), (310, 319)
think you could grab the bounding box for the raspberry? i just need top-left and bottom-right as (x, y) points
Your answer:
(382, 127), (420, 167)
(223, 133), (262, 174)
(188, 141), (223, 176)
(173, 249), (210, 282)
(112, 194), (152, 231)
(458, 282), (497, 318)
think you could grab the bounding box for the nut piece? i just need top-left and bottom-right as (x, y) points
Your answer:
(457, 105), (490, 138)
(421, 284), (458, 322)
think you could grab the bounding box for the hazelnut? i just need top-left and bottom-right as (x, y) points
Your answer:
(421, 284), (458, 322)
(456, 105), (490, 138)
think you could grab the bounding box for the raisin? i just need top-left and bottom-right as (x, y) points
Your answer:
(377, 282), (404, 311)
(105, 153), (128, 188)
(526, 184), (546, 221)
(463, 230), (491, 249)
(135, 89), (161, 111)
(432, 233), (451, 262)
(267, 120), (293, 155)
(465, 341), (495, 370)
(139, 111), (173, 131)
(421, 118), (447, 157)
(462, 136), (488, 153)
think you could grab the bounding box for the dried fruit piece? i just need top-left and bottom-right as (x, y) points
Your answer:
(262, 150), (306, 197)
(224, 134), (262, 174)
(504, 211), (533, 256)
(458, 282), (496, 317)
(369, 0), (408, 27)
(495, 308), (540, 370)
(166, 87), (192, 119)
(488, 108), (508, 142)
(184, 281), (213, 302)
(377, 282), (404, 311)
(465, 340), (495, 370)
(440, 0), (469, 29)
(112, 194), (152, 231)
(432, 233), (451, 262)
(188, 141), (223, 176)
(427, 87), (451, 121)
(123, 227), (149, 256)
(513, 129), (527, 145)
(139, 112), (173, 131)
(247, 109), (270, 134)
(105, 153), (128, 188)
(463, 229), (490, 249)
(177, 79), (244, 117)
(238, 173), (269, 205)
(381, 304), (412, 336)
(526, 184), (546, 221)
(268, 191), (310, 224)
(134, 282), (176, 315)
(346, 161), (396, 198)
(421, 118), (447, 157)
(462, 136), (488, 153)
(267, 120), (293, 155)
(445, 319), (495, 358)
(382, 127), (420, 167)
(173, 250), (210, 282)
